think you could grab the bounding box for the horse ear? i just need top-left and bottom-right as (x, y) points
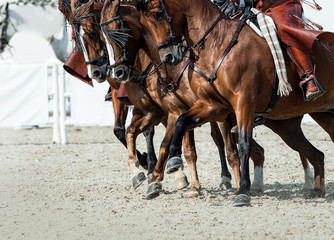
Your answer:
(110, 0), (121, 15)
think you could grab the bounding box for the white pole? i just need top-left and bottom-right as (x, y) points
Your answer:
(52, 64), (60, 143)
(58, 65), (68, 144)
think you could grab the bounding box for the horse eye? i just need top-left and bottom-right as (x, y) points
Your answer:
(155, 10), (164, 21)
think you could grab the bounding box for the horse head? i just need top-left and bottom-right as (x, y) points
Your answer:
(135, 0), (185, 65)
(70, 0), (109, 83)
(0, 3), (17, 53)
(101, 0), (144, 83)
(58, 0), (72, 21)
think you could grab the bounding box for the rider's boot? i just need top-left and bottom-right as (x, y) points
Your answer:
(290, 47), (326, 102)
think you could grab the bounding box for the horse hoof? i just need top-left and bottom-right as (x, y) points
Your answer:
(184, 190), (199, 198)
(233, 194), (251, 207)
(314, 188), (325, 198)
(166, 156), (183, 174)
(132, 172), (146, 190)
(219, 176), (232, 190)
(175, 175), (189, 190)
(146, 182), (162, 200)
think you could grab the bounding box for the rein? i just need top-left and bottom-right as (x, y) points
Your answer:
(155, 0), (183, 50)
(133, 62), (164, 111)
(192, 11), (224, 50)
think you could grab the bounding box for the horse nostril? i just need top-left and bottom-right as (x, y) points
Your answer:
(93, 70), (102, 79)
(116, 69), (124, 78)
(165, 53), (175, 64)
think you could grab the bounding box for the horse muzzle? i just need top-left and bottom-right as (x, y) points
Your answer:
(160, 45), (183, 66)
(91, 64), (108, 83)
(113, 65), (130, 83)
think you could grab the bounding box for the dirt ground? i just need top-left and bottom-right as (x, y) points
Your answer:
(1, 124), (334, 240)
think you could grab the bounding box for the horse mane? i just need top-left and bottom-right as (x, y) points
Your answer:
(101, 0), (132, 49)
(60, 0), (72, 11)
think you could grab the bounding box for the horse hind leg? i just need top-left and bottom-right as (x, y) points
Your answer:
(218, 119), (241, 193)
(249, 139), (265, 194)
(210, 122), (232, 190)
(264, 117), (325, 196)
(300, 154), (314, 190)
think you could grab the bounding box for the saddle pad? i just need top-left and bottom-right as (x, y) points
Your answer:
(246, 8), (292, 96)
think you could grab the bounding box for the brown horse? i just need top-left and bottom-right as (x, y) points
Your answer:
(59, 0), (157, 185)
(99, 0), (243, 198)
(135, 0), (334, 205)
(100, 0), (319, 198)
(68, 0), (203, 194)
(100, 0), (331, 199)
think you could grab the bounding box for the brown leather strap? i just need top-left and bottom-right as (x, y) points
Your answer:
(209, 21), (245, 82)
(189, 61), (210, 81)
(172, 58), (192, 87)
(189, 61), (232, 108)
(135, 63), (163, 111)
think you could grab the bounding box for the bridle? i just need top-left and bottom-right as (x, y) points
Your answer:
(144, 0), (224, 53)
(70, 3), (108, 67)
(143, 0), (186, 51)
(101, 10), (164, 80)
(100, 14), (133, 70)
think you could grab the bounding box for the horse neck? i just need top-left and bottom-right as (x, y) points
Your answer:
(177, 0), (224, 47)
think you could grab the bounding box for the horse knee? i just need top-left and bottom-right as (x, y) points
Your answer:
(183, 149), (197, 162)
(143, 126), (154, 137)
(113, 125), (126, 140)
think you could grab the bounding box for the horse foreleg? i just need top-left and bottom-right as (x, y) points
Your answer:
(210, 122), (232, 190)
(112, 89), (128, 146)
(125, 112), (156, 190)
(233, 105), (254, 207)
(142, 126), (157, 179)
(167, 101), (220, 174)
(111, 90), (149, 168)
(182, 130), (201, 197)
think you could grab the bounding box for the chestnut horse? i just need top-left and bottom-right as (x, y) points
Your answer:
(100, 0), (322, 198)
(136, 0), (334, 206)
(68, 0), (209, 195)
(59, 0), (157, 185)
(99, 0), (241, 198)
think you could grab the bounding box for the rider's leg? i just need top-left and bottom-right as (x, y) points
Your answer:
(289, 46), (325, 101)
